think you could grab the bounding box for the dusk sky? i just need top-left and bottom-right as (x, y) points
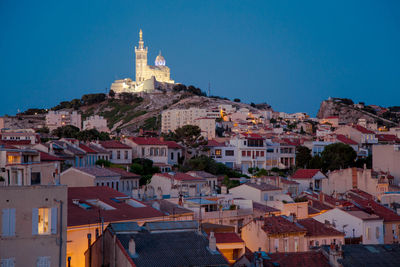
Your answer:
(1, 0), (399, 116)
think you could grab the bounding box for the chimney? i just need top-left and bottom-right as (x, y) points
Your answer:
(221, 185), (227, 195)
(319, 192), (324, 203)
(209, 232), (217, 251)
(129, 238), (136, 256)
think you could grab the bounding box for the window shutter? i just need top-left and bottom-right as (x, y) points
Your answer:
(32, 208), (38, 235)
(51, 207), (57, 234)
(2, 209), (10, 236)
(9, 208), (15, 236)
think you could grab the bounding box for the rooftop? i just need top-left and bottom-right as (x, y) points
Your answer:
(99, 140), (130, 149)
(262, 216), (306, 235)
(155, 172), (206, 182)
(67, 187), (164, 227)
(214, 232), (244, 244)
(107, 167), (140, 179)
(322, 244), (400, 267)
(115, 225), (228, 266)
(291, 169), (323, 179)
(245, 182), (282, 191)
(298, 218), (345, 237)
(72, 166), (121, 178)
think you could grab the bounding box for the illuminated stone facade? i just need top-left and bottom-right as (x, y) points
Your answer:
(111, 29), (174, 93)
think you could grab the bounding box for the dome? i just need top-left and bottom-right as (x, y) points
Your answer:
(155, 51), (166, 66)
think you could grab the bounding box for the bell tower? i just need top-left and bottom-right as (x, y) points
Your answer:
(135, 29), (148, 82)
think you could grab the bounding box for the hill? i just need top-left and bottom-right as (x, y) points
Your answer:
(317, 97), (400, 127)
(8, 88), (272, 135)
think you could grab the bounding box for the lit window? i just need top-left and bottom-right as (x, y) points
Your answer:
(38, 208), (50, 234)
(215, 149), (222, 156)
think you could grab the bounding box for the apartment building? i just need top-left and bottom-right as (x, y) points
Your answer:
(82, 115), (109, 133)
(161, 108), (217, 138)
(0, 185), (67, 267)
(373, 144), (400, 183)
(45, 111), (81, 131)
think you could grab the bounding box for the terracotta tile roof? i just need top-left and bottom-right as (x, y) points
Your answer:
(107, 167), (140, 179)
(261, 216), (306, 235)
(347, 190), (400, 222)
(88, 143), (110, 154)
(40, 151), (64, 162)
(206, 139), (225, 147)
(245, 182), (282, 191)
(155, 172), (206, 182)
(72, 167), (121, 178)
(79, 144), (98, 153)
(163, 141), (183, 149)
(127, 137), (167, 146)
(67, 186), (164, 227)
(213, 232), (244, 244)
(265, 251), (330, 267)
(336, 134), (358, 145)
(298, 218), (345, 237)
(353, 125), (375, 134)
(186, 171), (217, 179)
(0, 140), (32, 145)
(99, 140), (130, 149)
(291, 169), (323, 179)
(376, 134), (400, 143)
(253, 202), (280, 213)
(242, 133), (263, 139)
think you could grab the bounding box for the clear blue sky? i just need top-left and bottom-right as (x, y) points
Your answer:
(1, 0), (399, 116)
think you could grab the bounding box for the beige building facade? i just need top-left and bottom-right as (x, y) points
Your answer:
(0, 185), (67, 267)
(373, 144), (400, 183)
(46, 111), (81, 131)
(161, 108), (217, 139)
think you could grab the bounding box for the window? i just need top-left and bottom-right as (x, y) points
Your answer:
(117, 150), (121, 160)
(284, 238), (288, 252)
(32, 207), (57, 235)
(171, 152), (174, 160)
(376, 227), (380, 239)
(256, 151), (259, 157)
(215, 149), (222, 157)
(31, 172), (41, 185)
(36, 257), (50, 267)
(225, 150), (234, 156)
(294, 238), (299, 252)
(142, 148), (145, 156)
(260, 151), (264, 157)
(1, 208), (16, 237)
(264, 194), (268, 201)
(315, 241), (319, 246)
(1, 258), (15, 267)
(274, 239), (279, 252)
(241, 151), (246, 157)
(247, 151), (251, 157)
(366, 227), (371, 240)
(124, 151), (128, 160)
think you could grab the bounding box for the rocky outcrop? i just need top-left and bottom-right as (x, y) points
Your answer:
(317, 99), (397, 126)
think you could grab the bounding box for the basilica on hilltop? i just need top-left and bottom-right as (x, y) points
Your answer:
(110, 29), (175, 93)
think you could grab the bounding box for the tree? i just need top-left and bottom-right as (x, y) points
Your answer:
(130, 158), (160, 185)
(308, 155), (323, 170)
(109, 89), (115, 98)
(95, 159), (111, 167)
(51, 125), (80, 138)
(233, 98), (241, 103)
(36, 126), (50, 134)
(76, 129), (110, 141)
(170, 125), (208, 162)
(295, 146), (312, 169)
(321, 143), (357, 172)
